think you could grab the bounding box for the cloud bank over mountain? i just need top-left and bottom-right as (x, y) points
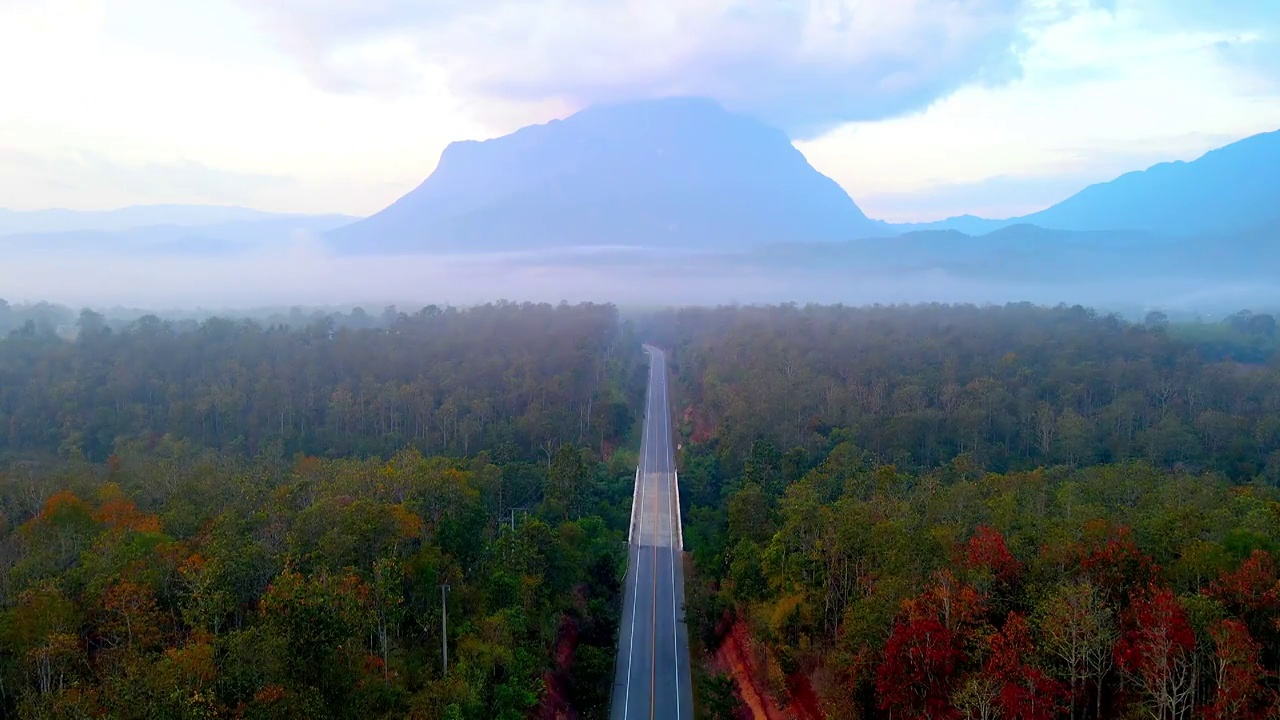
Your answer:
(246, 0), (1114, 137)
(3, 0), (1279, 218)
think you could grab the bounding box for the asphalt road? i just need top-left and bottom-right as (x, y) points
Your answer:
(611, 345), (693, 720)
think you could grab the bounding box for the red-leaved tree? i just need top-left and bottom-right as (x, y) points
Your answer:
(964, 526), (1022, 587)
(875, 571), (985, 720)
(1204, 619), (1276, 720)
(1116, 585), (1196, 720)
(1208, 550), (1280, 650)
(986, 613), (1066, 720)
(1074, 523), (1159, 604)
(878, 612), (963, 720)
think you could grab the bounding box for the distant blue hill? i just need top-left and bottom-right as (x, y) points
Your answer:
(328, 97), (888, 253)
(0, 205), (357, 236)
(0, 214), (357, 255)
(898, 129), (1280, 236)
(746, 221), (1280, 282)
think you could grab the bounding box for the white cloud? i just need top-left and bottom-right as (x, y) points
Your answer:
(799, 2), (1280, 221)
(244, 0), (1064, 137)
(0, 0), (487, 214)
(1, 0), (1278, 224)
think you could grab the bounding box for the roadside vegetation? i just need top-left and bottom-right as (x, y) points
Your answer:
(0, 302), (642, 719)
(6, 298), (1280, 719)
(655, 303), (1280, 719)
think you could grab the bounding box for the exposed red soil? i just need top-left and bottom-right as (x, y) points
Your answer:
(708, 618), (825, 720)
(709, 619), (785, 719)
(535, 613), (579, 720)
(538, 581), (825, 720)
(681, 405), (715, 444)
(785, 672), (824, 720)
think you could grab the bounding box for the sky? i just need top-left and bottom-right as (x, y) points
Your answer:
(1, 0), (1279, 222)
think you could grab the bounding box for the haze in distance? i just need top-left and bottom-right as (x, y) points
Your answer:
(3, 0), (1279, 313)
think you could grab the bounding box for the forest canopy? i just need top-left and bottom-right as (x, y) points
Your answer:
(0, 301), (643, 719)
(0, 301), (639, 462)
(3, 299), (1280, 719)
(647, 302), (1280, 720)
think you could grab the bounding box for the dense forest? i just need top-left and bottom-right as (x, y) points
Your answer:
(0, 301), (643, 719)
(0, 301), (638, 461)
(655, 303), (1280, 481)
(5, 298), (1280, 719)
(651, 303), (1280, 719)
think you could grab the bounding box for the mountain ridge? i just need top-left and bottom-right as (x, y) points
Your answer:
(0, 205), (359, 237)
(328, 97), (888, 253)
(9, 107), (1273, 256)
(897, 129), (1280, 235)
(1, 214), (358, 256)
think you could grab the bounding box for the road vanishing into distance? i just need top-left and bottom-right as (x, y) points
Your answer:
(612, 345), (693, 720)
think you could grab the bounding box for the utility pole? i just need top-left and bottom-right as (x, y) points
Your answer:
(440, 583), (450, 677)
(505, 507), (528, 562)
(509, 506), (529, 532)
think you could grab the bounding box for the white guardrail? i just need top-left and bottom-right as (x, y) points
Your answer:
(629, 467), (640, 545)
(673, 467), (684, 551)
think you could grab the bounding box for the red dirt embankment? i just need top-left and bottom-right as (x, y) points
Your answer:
(681, 405), (715, 444)
(535, 614), (578, 720)
(707, 619), (825, 720)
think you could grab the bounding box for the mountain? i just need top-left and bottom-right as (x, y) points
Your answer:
(0, 205), (359, 236)
(0, 214), (357, 256)
(893, 214), (1008, 235)
(0, 230), (239, 256)
(897, 129), (1280, 236)
(328, 97), (887, 253)
(144, 215), (359, 244)
(835, 223), (1275, 280)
